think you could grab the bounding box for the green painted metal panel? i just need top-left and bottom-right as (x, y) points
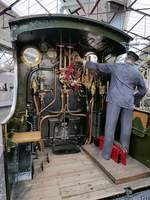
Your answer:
(9, 14), (132, 44)
(130, 110), (150, 168)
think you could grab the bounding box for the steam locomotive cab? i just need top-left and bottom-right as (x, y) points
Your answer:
(1, 15), (134, 191)
(7, 16), (129, 152)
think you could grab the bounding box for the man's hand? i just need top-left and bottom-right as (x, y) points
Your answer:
(85, 61), (97, 71)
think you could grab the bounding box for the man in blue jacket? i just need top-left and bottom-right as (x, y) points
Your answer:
(85, 51), (147, 160)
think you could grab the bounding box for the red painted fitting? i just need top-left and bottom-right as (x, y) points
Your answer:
(99, 136), (126, 165)
(99, 135), (105, 150)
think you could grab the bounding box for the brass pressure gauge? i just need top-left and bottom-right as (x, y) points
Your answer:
(21, 47), (42, 68)
(47, 48), (57, 59)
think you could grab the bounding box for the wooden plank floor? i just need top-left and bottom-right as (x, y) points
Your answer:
(82, 144), (150, 184)
(13, 147), (150, 200)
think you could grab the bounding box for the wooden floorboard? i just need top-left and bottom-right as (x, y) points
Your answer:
(82, 144), (150, 184)
(13, 147), (150, 200)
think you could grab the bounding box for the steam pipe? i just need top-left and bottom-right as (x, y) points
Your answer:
(88, 97), (94, 144)
(45, 88), (65, 114)
(61, 90), (65, 112)
(59, 46), (62, 69)
(33, 94), (41, 129)
(31, 68), (57, 129)
(33, 95), (40, 115)
(64, 56), (66, 69)
(66, 92), (86, 117)
(39, 88), (66, 137)
(40, 113), (62, 137)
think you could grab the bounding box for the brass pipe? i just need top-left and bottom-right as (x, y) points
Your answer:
(68, 46), (71, 67)
(88, 97), (94, 144)
(66, 92), (86, 117)
(40, 69), (57, 114)
(60, 46), (62, 69)
(64, 52), (67, 69)
(50, 110), (82, 114)
(58, 44), (64, 70)
(39, 88), (65, 135)
(61, 89), (65, 112)
(33, 95), (40, 115)
(47, 89), (65, 114)
(33, 88), (42, 130)
(40, 113), (62, 134)
(37, 116), (41, 130)
(39, 113), (62, 152)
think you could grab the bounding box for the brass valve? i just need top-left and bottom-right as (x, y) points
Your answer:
(91, 82), (96, 96)
(31, 79), (38, 94)
(99, 81), (106, 95)
(59, 72), (65, 84)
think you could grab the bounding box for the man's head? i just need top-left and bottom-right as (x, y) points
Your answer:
(125, 51), (139, 64)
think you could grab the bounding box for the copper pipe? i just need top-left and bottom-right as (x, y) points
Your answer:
(88, 97), (94, 144)
(68, 47), (71, 67)
(40, 113), (62, 142)
(61, 90), (65, 112)
(33, 95), (40, 115)
(39, 88), (65, 135)
(47, 89), (65, 114)
(33, 94), (41, 130)
(40, 113), (62, 134)
(59, 46), (62, 69)
(58, 44), (64, 70)
(39, 113), (62, 152)
(66, 92), (86, 117)
(40, 69), (57, 114)
(50, 110), (82, 114)
(37, 116), (41, 130)
(64, 54), (67, 69)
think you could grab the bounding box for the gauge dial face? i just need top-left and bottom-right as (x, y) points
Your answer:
(47, 48), (57, 59)
(21, 47), (42, 67)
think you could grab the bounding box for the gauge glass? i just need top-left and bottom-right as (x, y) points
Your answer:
(21, 47), (41, 67)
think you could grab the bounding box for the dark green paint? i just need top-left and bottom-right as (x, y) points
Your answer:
(9, 14), (132, 44)
(130, 110), (150, 168)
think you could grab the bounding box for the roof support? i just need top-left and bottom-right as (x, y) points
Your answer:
(130, 46), (149, 59)
(5, 12), (15, 18)
(146, 36), (150, 39)
(128, 0), (137, 8)
(84, 8), (150, 17)
(140, 45), (150, 56)
(128, 0), (138, 8)
(108, 4), (122, 24)
(128, 6), (150, 18)
(76, 0), (86, 14)
(0, 0), (21, 16)
(70, 7), (81, 14)
(127, 15), (145, 33)
(89, 0), (101, 15)
(140, 44), (150, 51)
(108, 5), (150, 26)
(124, 30), (150, 42)
(35, 0), (51, 14)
